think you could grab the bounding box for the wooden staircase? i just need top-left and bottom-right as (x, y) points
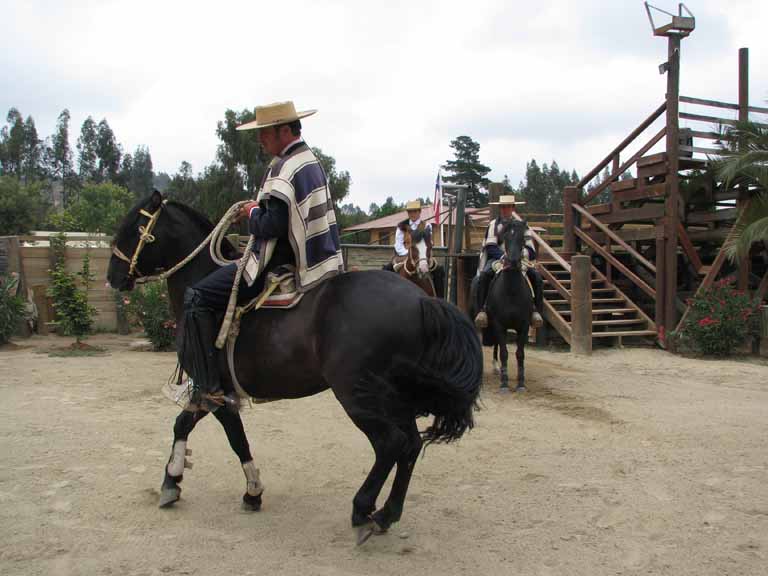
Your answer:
(538, 259), (657, 345)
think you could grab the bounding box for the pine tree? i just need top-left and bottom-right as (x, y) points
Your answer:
(0, 109), (26, 176)
(77, 117), (98, 182)
(442, 135), (491, 207)
(95, 119), (121, 182)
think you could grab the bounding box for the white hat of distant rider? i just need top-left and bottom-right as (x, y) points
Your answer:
(405, 200), (422, 211)
(489, 194), (525, 205)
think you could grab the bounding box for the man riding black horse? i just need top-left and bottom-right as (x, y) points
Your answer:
(474, 194), (544, 330)
(181, 100), (343, 405)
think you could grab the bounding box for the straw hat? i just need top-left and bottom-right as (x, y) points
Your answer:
(236, 101), (317, 131)
(405, 200), (422, 211)
(489, 194), (525, 205)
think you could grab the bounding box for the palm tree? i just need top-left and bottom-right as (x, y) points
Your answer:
(712, 120), (768, 261)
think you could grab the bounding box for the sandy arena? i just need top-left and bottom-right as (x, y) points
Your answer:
(1, 334), (767, 576)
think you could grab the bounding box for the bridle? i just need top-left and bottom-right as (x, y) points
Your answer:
(111, 200), (167, 279)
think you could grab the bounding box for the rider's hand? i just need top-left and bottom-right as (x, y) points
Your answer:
(236, 201), (260, 223)
(492, 260), (504, 273)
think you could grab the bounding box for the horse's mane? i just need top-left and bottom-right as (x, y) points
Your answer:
(115, 196), (214, 243)
(166, 200), (215, 233)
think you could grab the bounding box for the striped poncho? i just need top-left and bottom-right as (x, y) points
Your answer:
(256, 142), (344, 292)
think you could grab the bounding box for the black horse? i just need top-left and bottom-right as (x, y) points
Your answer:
(469, 219), (533, 391)
(107, 192), (483, 545)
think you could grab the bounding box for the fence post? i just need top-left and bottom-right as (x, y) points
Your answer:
(571, 255), (592, 355)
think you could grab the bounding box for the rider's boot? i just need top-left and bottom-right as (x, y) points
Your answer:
(181, 288), (229, 409)
(474, 270), (492, 329)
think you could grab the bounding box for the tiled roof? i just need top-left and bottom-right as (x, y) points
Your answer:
(343, 206), (482, 231)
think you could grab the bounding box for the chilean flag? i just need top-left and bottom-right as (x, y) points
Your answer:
(433, 170), (442, 225)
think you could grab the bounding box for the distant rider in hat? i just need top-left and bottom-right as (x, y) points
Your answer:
(474, 194), (543, 329)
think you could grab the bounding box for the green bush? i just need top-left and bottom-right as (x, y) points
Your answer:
(47, 233), (96, 342)
(676, 277), (759, 356)
(0, 274), (25, 344)
(124, 282), (176, 350)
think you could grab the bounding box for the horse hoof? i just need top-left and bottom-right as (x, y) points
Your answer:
(158, 487), (181, 508)
(515, 385), (528, 393)
(356, 522), (375, 546)
(499, 384), (510, 392)
(242, 492), (262, 512)
(355, 518), (387, 546)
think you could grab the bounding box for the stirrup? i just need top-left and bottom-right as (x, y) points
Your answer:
(474, 311), (488, 329)
(531, 311), (543, 329)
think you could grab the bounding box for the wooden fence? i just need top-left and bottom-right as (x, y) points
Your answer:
(14, 234), (117, 332)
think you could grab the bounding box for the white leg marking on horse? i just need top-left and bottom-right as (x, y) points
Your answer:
(167, 440), (187, 477)
(242, 460), (264, 497)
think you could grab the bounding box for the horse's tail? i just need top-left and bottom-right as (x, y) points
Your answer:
(408, 298), (483, 445)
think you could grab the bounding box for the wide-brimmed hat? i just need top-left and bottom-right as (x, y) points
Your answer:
(489, 194), (525, 206)
(236, 101), (317, 131)
(405, 200), (422, 211)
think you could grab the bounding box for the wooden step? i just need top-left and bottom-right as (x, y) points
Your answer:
(592, 318), (646, 326)
(545, 278), (603, 285)
(592, 330), (657, 338)
(560, 308), (637, 316)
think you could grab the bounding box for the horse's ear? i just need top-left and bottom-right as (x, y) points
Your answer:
(149, 189), (163, 210)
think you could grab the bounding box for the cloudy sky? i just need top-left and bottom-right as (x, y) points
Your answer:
(2, 0), (766, 209)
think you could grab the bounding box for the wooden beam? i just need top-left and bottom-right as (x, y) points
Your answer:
(637, 152), (667, 167)
(598, 204), (665, 224)
(686, 208), (738, 224)
(570, 255), (592, 355)
(679, 95), (739, 111)
(543, 300), (572, 345)
(613, 183), (667, 203)
(665, 34), (682, 332)
(573, 203), (656, 272)
(676, 222), (703, 272)
(574, 228), (656, 299)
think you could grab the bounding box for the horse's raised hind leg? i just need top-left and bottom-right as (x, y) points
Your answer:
(160, 409), (209, 508)
(493, 323), (510, 390)
(347, 414), (406, 545)
(371, 418), (422, 532)
(515, 327), (528, 392)
(212, 406), (263, 511)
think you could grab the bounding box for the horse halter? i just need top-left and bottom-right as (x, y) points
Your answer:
(112, 200), (167, 278)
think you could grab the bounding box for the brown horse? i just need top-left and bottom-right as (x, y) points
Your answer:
(394, 225), (438, 297)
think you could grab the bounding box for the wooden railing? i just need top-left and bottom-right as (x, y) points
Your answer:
(577, 101), (667, 203)
(571, 204), (657, 300)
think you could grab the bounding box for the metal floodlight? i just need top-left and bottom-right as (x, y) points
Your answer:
(658, 61), (670, 74)
(645, 2), (695, 37)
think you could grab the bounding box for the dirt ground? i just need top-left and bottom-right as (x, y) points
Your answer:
(1, 334), (767, 576)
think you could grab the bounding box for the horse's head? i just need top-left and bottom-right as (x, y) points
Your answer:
(404, 227), (432, 278)
(499, 218), (528, 271)
(107, 190), (173, 291)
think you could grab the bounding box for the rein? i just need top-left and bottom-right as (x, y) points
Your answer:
(112, 200), (251, 284)
(113, 200), (256, 349)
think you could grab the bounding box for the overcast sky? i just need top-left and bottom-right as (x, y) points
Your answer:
(2, 0), (766, 209)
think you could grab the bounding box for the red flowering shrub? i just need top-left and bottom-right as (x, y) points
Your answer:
(125, 283), (176, 351)
(676, 277), (759, 356)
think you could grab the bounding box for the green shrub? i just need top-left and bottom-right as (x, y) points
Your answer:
(124, 282), (176, 351)
(48, 233), (96, 342)
(0, 274), (25, 344)
(676, 277), (759, 356)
